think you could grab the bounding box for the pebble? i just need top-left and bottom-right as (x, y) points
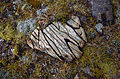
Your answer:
(95, 23), (103, 33)
(0, 38), (4, 42)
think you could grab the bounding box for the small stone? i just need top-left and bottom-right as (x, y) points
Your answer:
(2, 53), (5, 56)
(0, 38), (4, 42)
(74, 73), (79, 79)
(116, 2), (120, 24)
(36, 7), (48, 16)
(117, 2), (120, 17)
(95, 23), (103, 33)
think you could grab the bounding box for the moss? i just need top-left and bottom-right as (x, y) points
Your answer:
(0, 20), (26, 45)
(13, 45), (19, 57)
(79, 45), (119, 78)
(79, 23), (120, 78)
(0, 23), (14, 41)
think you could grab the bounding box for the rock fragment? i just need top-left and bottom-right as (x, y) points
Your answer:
(27, 16), (87, 61)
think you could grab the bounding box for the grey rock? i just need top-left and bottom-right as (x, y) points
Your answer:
(116, 2), (120, 24)
(95, 23), (103, 33)
(36, 7), (48, 16)
(0, 38), (4, 42)
(90, 0), (113, 22)
(117, 1), (120, 16)
(13, 0), (22, 5)
(17, 7), (48, 35)
(17, 18), (36, 35)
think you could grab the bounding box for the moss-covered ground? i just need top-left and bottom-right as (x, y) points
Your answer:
(0, 0), (120, 79)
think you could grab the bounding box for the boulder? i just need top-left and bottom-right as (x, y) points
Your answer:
(27, 16), (87, 61)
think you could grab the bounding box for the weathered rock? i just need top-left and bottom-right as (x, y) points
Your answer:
(117, 2), (120, 17)
(90, 0), (113, 23)
(36, 7), (48, 16)
(95, 23), (103, 33)
(17, 6), (49, 35)
(17, 18), (36, 35)
(27, 16), (87, 61)
(116, 1), (120, 24)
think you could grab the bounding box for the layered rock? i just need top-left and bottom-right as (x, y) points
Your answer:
(27, 16), (87, 61)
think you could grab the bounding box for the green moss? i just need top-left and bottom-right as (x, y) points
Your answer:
(79, 45), (119, 78)
(13, 45), (19, 57)
(0, 20), (26, 44)
(0, 24), (14, 41)
(79, 23), (120, 78)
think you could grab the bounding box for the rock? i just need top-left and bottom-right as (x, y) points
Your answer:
(17, 18), (36, 35)
(74, 73), (79, 79)
(13, 0), (22, 5)
(36, 7), (48, 16)
(90, 0), (113, 23)
(117, 2), (120, 17)
(27, 16), (87, 61)
(95, 23), (103, 33)
(0, 37), (4, 42)
(116, 2), (120, 24)
(17, 6), (48, 35)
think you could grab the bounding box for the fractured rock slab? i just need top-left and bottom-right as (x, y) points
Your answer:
(27, 16), (87, 61)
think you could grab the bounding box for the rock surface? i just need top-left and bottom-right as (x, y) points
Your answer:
(27, 16), (87, 61)
(116, 2), (120, 24)
(17, 18), (36, 35)
(90, 0), (113, 22)
(95, 23), (103, 33)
